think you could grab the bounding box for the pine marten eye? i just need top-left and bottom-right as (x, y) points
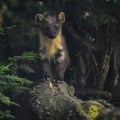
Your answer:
(54, 24), (59, 30)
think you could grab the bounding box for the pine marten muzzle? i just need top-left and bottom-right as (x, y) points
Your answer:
(35, 11), (70, 82)
(35, 12), (64, 39)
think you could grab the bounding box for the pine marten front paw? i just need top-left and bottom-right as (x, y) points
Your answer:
(41, 77), (56, 82)
(41, 77), (63, 84)
(56, 79), (63, 84)
(41, 77), (51, 82)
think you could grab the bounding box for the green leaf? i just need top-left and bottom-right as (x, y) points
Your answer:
(0, 92), (18, 106)
(0, 110), (15, 119)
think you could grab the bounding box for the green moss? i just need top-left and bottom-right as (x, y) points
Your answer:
(76, 103), (87, 117)
(82, 101), (105, 120)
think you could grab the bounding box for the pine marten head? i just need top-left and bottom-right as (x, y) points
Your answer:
(35, 11), (65, 39)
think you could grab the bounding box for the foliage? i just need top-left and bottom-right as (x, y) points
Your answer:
(9, 51), (39, 75)
(65, 0), (120, 30)
(0, 26), (36, 119)
(0, 52), (38, 119)
(9, 51), (39, 62)
(0, 0), (53, 59)
(0, 2), (42, 118)
(0, 57), (33, 119)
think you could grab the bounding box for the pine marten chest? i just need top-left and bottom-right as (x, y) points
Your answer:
(39, 32), (63, 60)
(35, 11), (66, 61)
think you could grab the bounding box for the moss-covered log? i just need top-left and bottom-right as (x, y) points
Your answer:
(29, 81), (107, 120)
(96, 108), (120, 120)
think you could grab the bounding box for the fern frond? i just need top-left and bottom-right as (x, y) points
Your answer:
(0, 110), (15, 119)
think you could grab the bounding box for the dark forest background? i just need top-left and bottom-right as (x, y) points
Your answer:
(0, 0), (120, 119)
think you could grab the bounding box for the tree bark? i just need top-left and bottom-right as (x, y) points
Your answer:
(28, 81), (114, 120)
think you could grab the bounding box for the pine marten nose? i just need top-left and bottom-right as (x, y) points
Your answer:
(46, 24), (59, 39)
(47, 24), (59, 32)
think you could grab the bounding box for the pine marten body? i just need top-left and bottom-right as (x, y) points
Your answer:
(35, 11), (70, 82)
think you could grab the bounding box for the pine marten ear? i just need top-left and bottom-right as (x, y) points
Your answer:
(35, 14), (45, 24)
(58, 12), (65, 23)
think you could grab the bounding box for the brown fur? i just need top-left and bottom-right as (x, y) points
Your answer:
(35, 11), (70, 81)
(39, 32), (62, 60)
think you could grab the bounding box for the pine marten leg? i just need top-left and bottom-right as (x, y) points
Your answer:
(41, 59), (52, 81)
(53, 62), (67, 82)
(53, 50), (69, 82)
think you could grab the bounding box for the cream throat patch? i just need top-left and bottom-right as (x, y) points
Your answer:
(39, 32), (63, 60)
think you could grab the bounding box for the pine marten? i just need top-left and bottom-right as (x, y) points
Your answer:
(35, 11), (70, 82)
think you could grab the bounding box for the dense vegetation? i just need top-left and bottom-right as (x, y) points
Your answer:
(0, 0), (120, 119)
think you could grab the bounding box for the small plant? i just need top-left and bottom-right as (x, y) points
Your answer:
(0, 25), (16, 35)
(0, 24), (39, 119)
(0, 52), (35, 119)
